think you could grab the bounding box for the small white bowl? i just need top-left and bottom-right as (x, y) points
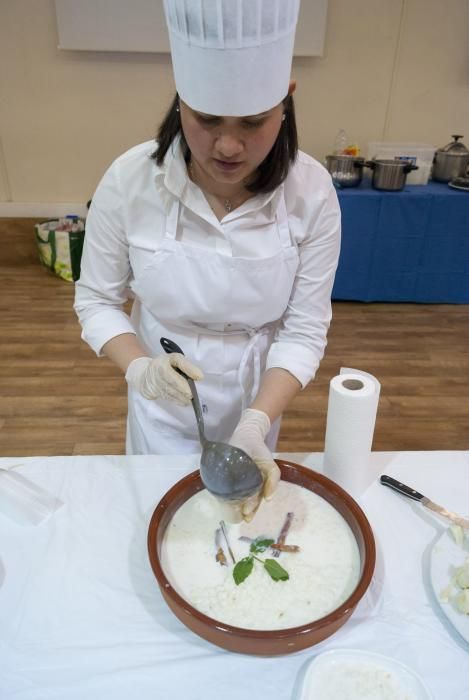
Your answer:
(298, 648), (433, 700)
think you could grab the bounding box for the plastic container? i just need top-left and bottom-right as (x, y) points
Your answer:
(0, 468), (64, 526)
(367, 142), (436, 185)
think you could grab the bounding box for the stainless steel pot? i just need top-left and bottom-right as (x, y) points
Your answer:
(365, 159), (418, 191)
(325, 154), (365, 188)
(432, 135), (469, 183)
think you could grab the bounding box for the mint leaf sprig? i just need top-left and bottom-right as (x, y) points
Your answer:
(233, 537), (289, 585)
(250, 538), (274, 554)
(232, 556), (254, 585)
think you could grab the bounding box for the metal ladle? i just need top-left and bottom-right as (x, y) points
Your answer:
(160, 337), (263, 501)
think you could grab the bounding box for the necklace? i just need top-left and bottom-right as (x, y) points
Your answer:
(188, 161), (233, 213)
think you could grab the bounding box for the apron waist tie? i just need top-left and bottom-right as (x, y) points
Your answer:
(147, 317), (275, 414)
(237, 328), (269, 412)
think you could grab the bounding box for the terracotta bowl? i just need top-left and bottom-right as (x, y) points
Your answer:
(147, 459), (376, 656)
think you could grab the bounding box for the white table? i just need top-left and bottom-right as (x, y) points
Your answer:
(1, 452), (468, 699)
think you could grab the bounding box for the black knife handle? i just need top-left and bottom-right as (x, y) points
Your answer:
(380, 474), (424, 502)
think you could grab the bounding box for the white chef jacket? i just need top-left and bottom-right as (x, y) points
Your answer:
(74, 138), (341, 389)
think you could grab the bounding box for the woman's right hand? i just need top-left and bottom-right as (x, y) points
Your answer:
(125, 354), (203, 406)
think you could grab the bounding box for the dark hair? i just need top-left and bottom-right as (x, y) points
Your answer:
(151, 93), (298, 194)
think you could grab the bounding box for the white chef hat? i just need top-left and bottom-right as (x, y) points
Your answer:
(163, 0), (300, 117)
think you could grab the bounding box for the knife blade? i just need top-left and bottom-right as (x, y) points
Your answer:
(380, 474), (469, 530)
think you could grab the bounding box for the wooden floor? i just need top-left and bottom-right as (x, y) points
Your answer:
(1, 218), (468, 457)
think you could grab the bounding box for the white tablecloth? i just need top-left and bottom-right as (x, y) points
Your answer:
(0, 451), (468, 700)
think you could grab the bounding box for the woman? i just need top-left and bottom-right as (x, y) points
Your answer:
(74, 0), (341, 520)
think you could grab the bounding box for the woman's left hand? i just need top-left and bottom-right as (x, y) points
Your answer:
(228, 408), (281, 521)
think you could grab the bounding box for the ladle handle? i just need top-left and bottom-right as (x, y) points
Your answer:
(159, 337), (206, 445)
(160, 337), (184, 356)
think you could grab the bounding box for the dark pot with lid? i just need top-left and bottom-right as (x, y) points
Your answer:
(432, 135), (469, 183)
(325, 154), (365, 188)
(364, 159), (419, 191)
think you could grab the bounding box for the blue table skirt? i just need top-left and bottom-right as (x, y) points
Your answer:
(332, 179), (469, 303)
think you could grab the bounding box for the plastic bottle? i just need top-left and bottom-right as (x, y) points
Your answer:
(334, 129), (348, 155)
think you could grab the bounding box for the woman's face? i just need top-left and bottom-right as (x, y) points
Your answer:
(179, 100), (284, 186)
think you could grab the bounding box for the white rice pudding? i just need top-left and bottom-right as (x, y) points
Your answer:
(307, 660), (417, 700)
(161, 480), (361, 630)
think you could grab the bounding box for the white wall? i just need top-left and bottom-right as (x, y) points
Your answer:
(0, 0), (468, 214)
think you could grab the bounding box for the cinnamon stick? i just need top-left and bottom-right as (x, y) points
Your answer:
(270, 543), (300, 553)
(215, 528), (228, 566)
(272, 511), (294, 558)
(219, 520), (236, 564)
(239, 536), (299, 554)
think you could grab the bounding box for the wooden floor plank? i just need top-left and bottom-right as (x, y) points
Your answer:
(1, 217), (468, 456)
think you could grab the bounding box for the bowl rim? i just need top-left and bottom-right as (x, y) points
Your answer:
(147, 459), (376, 640)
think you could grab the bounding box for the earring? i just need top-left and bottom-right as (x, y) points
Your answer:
(282, 113), (286, 122)
(176, 106), (180, 113)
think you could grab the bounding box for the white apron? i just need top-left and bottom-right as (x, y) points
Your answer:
(127, 188), (299, 455)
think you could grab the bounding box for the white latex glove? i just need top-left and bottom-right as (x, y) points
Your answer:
(228, 408), (281, 522)
(125, 354), (203, 406)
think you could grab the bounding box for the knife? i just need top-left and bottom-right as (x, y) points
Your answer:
(380, 474), (469, 530)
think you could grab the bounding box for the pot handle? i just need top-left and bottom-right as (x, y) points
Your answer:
(364, 160), (376, 170)
(404, 164), (419, 173)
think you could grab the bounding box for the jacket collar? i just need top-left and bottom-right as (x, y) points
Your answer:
(154, 135), (281, 220)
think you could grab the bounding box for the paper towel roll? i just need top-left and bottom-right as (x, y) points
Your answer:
(323, 368), (380, 498)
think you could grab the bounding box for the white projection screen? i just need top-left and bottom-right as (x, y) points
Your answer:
(54, 0), (328, 57)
